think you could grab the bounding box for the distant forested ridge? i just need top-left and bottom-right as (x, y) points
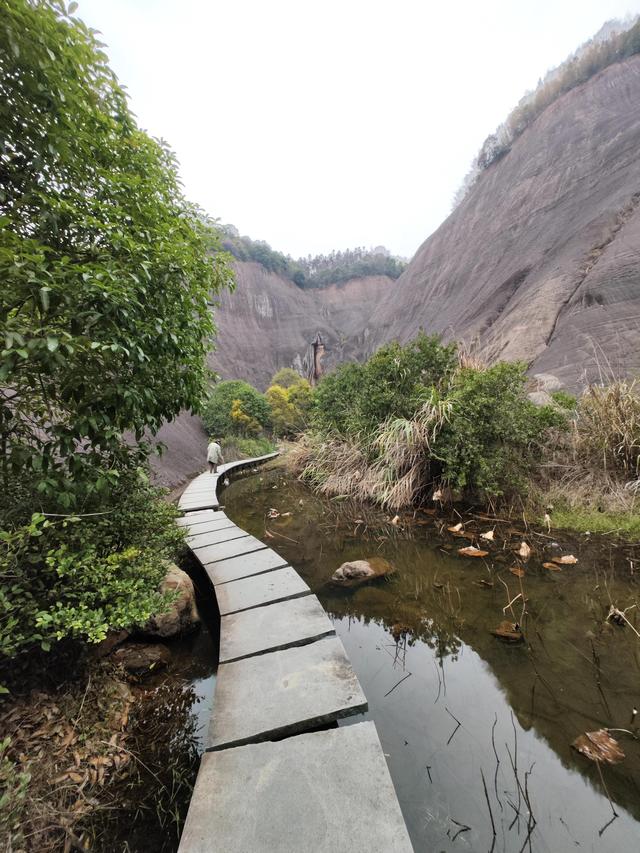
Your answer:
(219, 224), (407, 288)
(454, 15), (640, 206)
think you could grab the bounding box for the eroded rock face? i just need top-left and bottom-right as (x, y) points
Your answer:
(331, 557), (395, 586)
(142, 565), (200, 639)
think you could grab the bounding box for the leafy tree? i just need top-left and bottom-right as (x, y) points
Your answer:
(266, 377), (314, 436)
(0, 0), (232, 663)
(1, 0), (233, 515)
(202, 380), (270, 436)
(271, 367), (304, 388)
(230, 398), (261, 436)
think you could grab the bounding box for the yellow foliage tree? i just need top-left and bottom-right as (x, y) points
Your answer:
(230, 398), (261, 436)
(266, 379), (314, 436)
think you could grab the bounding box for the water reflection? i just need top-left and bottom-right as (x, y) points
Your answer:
(223, 467), (640, 852)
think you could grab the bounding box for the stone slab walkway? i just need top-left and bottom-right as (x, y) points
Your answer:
(176, 453), (413, 851)
(213, 565), (310, 615)
(208, 635), (367, 750)
(179, 722), (413, 853)
(219, 594), (335, 664)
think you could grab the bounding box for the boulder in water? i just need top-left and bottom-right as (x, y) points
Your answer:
(331, 557), (395, 586)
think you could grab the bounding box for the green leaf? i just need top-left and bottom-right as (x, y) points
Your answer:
(46, 336), (59, 352)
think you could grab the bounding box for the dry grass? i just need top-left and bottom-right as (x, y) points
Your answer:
(291, 397), (451, 510)
(574, 380), (640, 477)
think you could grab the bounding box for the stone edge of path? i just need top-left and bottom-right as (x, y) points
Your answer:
(176, 452), (414, 852)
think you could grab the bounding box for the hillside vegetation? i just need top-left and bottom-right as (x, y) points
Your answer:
(220, 224), (406, 288)
(455, 16), (640, 205)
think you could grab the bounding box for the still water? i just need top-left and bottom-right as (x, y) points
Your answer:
(221, 465), (640, 853)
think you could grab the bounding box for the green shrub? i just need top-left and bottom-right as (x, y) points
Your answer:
(220, 436), (276, 460)
(551, 390), (577, 410)
(0, 738), (30, 849)
(0, 474), (183, 663)
(313, 334), (456, 438)
(202, 380), (271, 436)
(433, 363), (565, 497)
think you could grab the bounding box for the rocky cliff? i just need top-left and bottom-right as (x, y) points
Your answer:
(213, 55), (640, 392)
(209, 263), (391, 390)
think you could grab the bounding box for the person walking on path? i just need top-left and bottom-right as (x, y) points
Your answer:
(207, 438), (224, 473)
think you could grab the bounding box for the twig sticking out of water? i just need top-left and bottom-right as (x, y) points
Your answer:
(445, 707), (461, 745)
(383, 672), (412, 698)
(480, 767), (497, 840)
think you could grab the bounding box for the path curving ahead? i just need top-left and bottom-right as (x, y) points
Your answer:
(176, 454), (413, 852)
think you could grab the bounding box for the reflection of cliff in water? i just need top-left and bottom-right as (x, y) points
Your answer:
(222, 468), (640, 827)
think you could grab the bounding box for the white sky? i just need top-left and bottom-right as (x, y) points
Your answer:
(77, 0), (640, 259)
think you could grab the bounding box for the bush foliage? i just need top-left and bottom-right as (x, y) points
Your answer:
(306, 336), (563, 503)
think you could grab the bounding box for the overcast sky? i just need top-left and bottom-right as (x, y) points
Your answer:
(77, 0), (639, 260)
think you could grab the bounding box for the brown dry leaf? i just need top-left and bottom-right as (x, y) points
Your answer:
(491, 621), (524, 643)
(458, 546), (489, 558)
(572, 730), (625, 764)
(60, 729), (77, 748)
(480, 529), (495, 541)
(510, 566), (526, 578)
(391, 515), (401, 525)
(543, 562), (562, 572)
(448, 522), (463, 533)
(518, 542), (532, 559)
(552, 554), (578, 565)
(68, 771), (86, 784)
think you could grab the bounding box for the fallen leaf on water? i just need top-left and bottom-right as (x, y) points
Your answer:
(552, 554), (578, 565)
(518, 542), (531, 559)
(476, 578), (494, 588)
(510, 566), (525, 578)
(572, 730), (625, 764)
(543, 562), (562, 572)
(480, 529), (495, 541)
(264, 530), (274, 539)
(448, 523), (463, 533)
(433, 582), (444, 590)
(458, 546), (489, 558)
(491, 621), (524, 643)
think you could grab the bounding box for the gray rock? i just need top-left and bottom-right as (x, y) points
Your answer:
(528, 390), (553, 407)
(143, 564), (200, 638)
(113, 642), (170, 676)
(331, 557), (395, 586)
(179, 723), (413, 852)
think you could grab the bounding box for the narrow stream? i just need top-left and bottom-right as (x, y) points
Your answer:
(219, 465), (640, 853)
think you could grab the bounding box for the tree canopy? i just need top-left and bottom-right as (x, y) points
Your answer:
(1, 0), (234, 515)
(0, 0), (233, 663)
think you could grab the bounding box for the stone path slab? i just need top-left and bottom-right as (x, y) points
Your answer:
(180, 510), (236, 535)
(180, 723), (412, 853)
(207, 635), (367, 750)
(219, 594), (335, 663)
(186, 526), (248, 550)
(207, 548), (288, 586)
(213, 566), (309, 616)
(176, 510), (217, 527)
(193, 534), (268, 567)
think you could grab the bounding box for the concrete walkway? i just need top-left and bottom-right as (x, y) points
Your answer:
(177, 454), (413, 852)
